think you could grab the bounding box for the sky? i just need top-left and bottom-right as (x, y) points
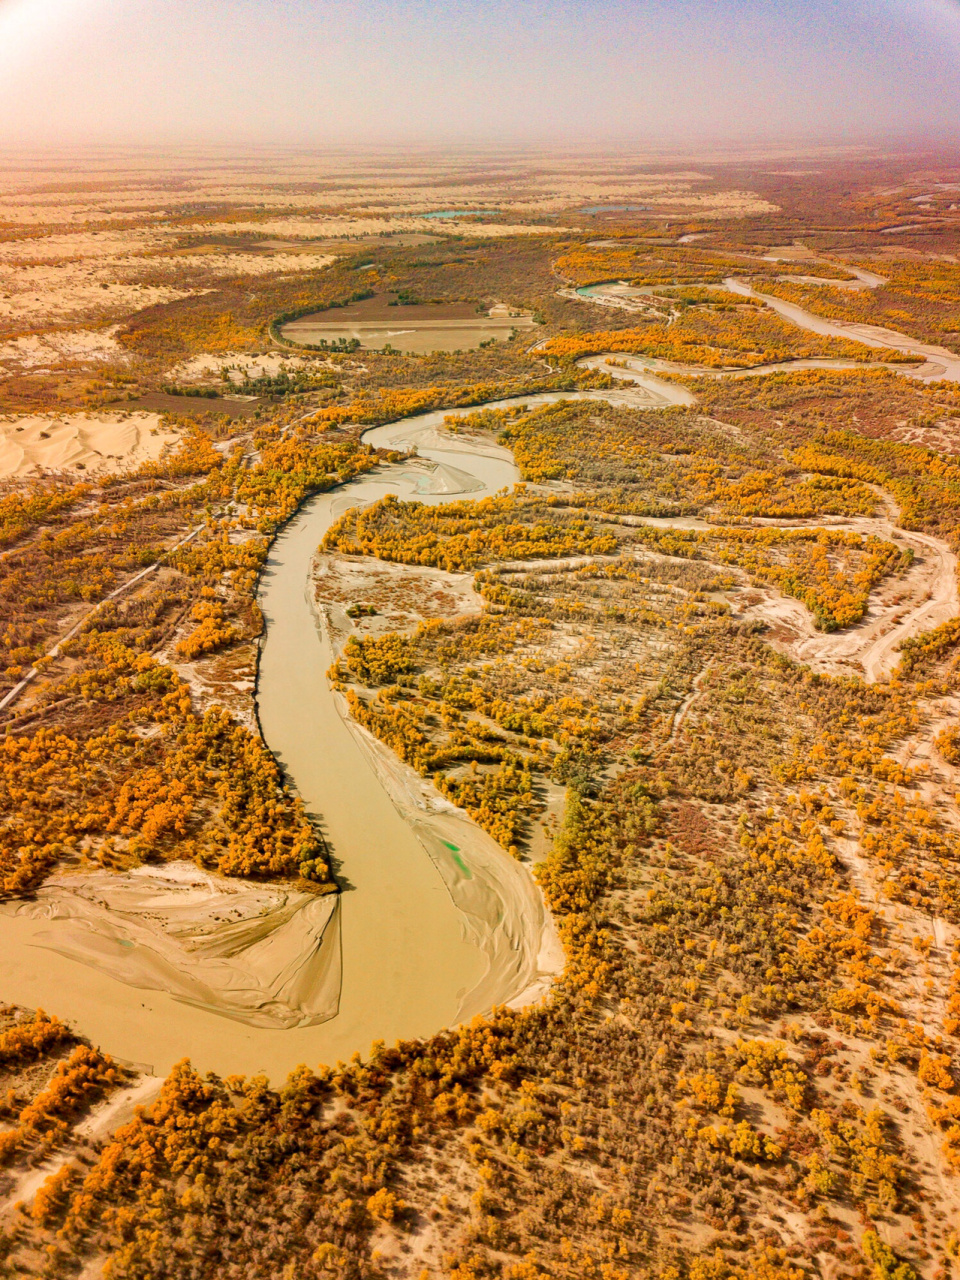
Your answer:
(0, 0), (958, 147)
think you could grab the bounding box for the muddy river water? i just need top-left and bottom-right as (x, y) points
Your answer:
(0, 387), (680, 1080)
(2, 274), (957, 1080)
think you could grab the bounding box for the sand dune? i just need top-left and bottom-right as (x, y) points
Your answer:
(0, 328), (125, 370)
(0, 411), (178, 478)
(170, 351), (332, 383)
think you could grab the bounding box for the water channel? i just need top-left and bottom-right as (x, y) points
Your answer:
(1, 277), (957, 1080)
(0, 385), (675, 1080)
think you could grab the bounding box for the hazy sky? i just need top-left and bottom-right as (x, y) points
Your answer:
(0, 0), (958, 146)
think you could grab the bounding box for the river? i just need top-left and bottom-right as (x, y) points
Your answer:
(574, 272), (960, 383)
(0, 381), (676, 1080)
(2, 271), (958, 1079)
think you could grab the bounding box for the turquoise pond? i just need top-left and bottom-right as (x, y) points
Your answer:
(580, 205), (651, 214)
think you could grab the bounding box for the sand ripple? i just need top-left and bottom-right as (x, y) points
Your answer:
(0, 411), (179, 479)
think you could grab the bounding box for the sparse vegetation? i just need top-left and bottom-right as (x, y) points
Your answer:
(5, 157), (960, 1280)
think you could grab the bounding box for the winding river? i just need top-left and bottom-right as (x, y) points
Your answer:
(0, 378), (679, 1080)
(244, 268), (960, 1076)
(2, 272), (959, 1080)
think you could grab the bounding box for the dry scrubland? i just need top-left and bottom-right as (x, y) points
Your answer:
(5, 149), (960, 1279)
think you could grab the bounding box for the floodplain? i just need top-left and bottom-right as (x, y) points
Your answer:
(3, 147), (960, 1280)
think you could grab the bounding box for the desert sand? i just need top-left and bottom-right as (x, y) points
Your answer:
(0, 327), (125, 370)
(0, 411), (178, 477)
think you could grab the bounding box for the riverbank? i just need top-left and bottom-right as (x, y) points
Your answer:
(4, 341), (958, 1080)
(0, 403), (569, 1079)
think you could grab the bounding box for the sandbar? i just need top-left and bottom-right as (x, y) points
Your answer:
(0, 862), (340, 1030)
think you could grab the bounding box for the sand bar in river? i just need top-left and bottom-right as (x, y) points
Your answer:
(1, 863), (340, 1030)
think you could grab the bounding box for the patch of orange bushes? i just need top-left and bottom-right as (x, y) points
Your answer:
(324, 491), (617, 572)
(540, 315), (913, 369)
